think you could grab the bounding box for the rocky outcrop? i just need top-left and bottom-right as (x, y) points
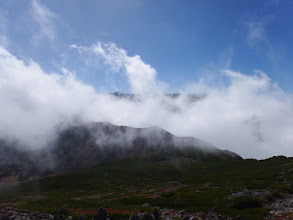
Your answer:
(266, 195), (293, 218)
(0, 205), (245, 220)
(227, 188), (269, 199)
(0, 206), (55, 220)
(110, 92), (207, 104)
(146, 208), (245, 220)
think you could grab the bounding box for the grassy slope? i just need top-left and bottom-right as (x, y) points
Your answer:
(1, 156), (293, 220)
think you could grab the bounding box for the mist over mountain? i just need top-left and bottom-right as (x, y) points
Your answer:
(2, 2), (293, 218)
(109, 92), (207, 113)
(110, 92), (206, 102)
(0, 122), (241, 182)
(1, 44), (293, 160)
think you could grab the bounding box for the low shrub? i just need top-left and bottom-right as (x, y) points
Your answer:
(232, 196), (262, 209)
(266, 191), (281, 202)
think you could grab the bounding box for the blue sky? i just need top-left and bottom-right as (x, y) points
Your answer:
(0, 0), (293, 92)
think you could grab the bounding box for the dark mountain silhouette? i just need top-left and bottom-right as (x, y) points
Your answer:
(0, 122), (242, 182)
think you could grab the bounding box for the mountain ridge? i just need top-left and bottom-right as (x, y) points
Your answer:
(0, 122), (242, 182)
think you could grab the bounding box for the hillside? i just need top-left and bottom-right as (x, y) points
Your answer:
(1, 156), (293, 219)
(0, 122), (241, 182)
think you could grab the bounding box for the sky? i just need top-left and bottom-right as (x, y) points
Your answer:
(0, 0), (293, 159)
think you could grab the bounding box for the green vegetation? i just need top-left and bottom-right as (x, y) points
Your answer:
(232, 196), (262, 209)
(1, 156), (293, 219)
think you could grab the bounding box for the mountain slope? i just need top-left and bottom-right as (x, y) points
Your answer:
(52, 122), (241, 171)
(0, 122), (242, 182)
(2, 156), (293, 220)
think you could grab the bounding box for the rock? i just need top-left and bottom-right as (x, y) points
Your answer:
(129, 214), (139, 220)
(178, 210), (186, 216)
(138, 213), (152, 220)
(235, 214), (244, 220)
(0, 204), (246, 220)
(153, 209), (160, 220)
(97, 208), (108, 220)
(182, 216), (190, 220)
(7, 210), (14, 216)
(60, 205), (67, 215)
(0, 214), (9, 220)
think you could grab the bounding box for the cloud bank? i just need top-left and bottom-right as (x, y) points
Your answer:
(0, 42), (293, 159)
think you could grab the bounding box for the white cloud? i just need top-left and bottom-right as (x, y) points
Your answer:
(70, 42), (164, 94)
(1, 43), (293, 159)
(247, 20), (266, 46)
(245, 15), (274, 50)
(31, 0), (56, 43)
(0, 47), (96, 148)
(245, 15), (282, 70)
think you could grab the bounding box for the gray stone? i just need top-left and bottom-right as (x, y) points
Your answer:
(60, 205), (67, 216)
(138, 213), (152, 220)
(153, 209), (160, 220)
(178, 210), (186, 216)
(129, 214), (139, 220)
(0, 214), (9, 220)
(234, 214), (244, 220)
(97, 208), (107, 220)
(7, 210), (14, 216)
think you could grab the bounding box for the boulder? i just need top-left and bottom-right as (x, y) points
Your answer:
(129, 214), (139, 220)
(97, 208), (108, 220)
(138, 213), (152, 220)
(0, 214), (9, 220)
(60, 205), (67, 215)
(153, 209), (160, 220)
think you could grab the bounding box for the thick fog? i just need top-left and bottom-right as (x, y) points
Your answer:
(0, 43), (293, 159)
